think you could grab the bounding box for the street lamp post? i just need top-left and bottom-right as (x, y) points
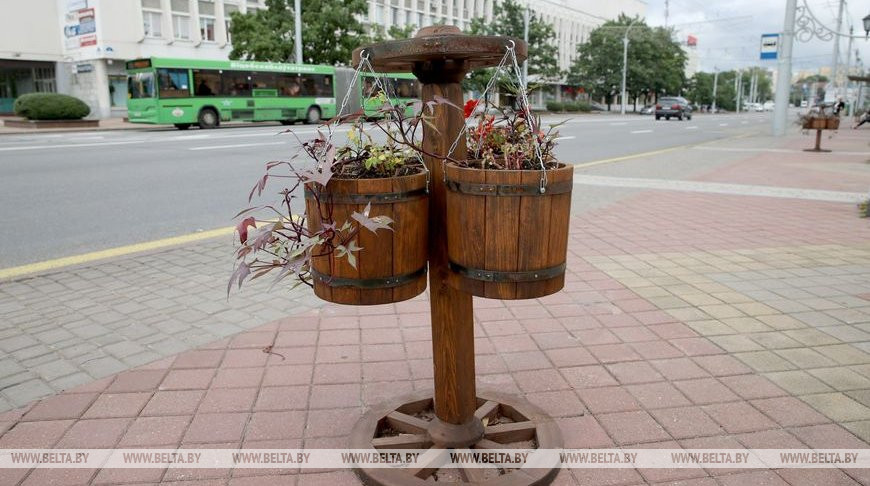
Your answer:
(620, 21), (638, 115)
(773, 0), (869, 136)
(294, 0), (303, 64)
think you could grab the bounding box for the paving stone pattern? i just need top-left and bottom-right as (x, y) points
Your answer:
(2, 133), (870, 485)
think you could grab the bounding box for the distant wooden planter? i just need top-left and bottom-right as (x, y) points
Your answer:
(304, 171), (428, 305)
(445, 162), (573, 300)
(827, 117), (840, 130)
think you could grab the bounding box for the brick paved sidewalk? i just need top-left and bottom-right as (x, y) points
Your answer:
(2, 131), (870, 485)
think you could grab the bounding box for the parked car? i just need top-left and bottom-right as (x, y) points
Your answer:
(763, 101), (774, 111)
(655, 96), (692, 120)
(639, 104), (654, 115)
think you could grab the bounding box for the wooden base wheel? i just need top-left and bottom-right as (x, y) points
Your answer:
(349, 390), (563, 485)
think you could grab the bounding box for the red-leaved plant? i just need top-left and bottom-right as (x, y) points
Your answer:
(228, 95), (455, 295)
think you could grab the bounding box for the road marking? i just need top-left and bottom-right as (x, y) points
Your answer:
(630, 129), (653, 134)
(189, 141), (286, 151)
(172, 134), (213, 140)
(572, 174), (863, 203)
(0, 140), (144, 152)
(609, 122), (628, 126)
(685, 126), (698, 130)
(741, 121), (749, 124)
(0, 227), (236, 281)
(719, 123), (729, 126)
(554, 136), (576, 140)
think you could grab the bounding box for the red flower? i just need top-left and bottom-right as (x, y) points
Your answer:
(464, 99), (479, 118)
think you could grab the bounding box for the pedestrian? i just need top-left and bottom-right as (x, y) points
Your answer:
(854, 107), (870, 129)
(833, 97), (846, 116)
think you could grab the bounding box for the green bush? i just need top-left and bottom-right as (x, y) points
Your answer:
(546, 101), (564, 112)
(563, 101), (591, 113)
(13, 93), (90, 120)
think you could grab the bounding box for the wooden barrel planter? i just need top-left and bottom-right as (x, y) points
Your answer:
(304, 171), (428, 305)
(444, 162), (573, 300)
(827, 117), (840, 130)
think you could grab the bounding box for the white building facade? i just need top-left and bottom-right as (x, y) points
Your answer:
(1, 0), (643, 118)
(365, 0), (646, 72)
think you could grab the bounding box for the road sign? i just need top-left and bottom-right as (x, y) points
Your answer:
(760, 33), (779, 60)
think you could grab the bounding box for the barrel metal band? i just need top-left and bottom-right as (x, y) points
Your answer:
(304, 187), (426, 204)
(448, 261), (566, 283)
(310, 266), (427, 289)
(445, 179), (573, 196)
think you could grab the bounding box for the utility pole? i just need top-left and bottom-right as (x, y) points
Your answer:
(294, 0), (303, 64)
(712, 67), (719, 112)
(734, 69), (741, 113)
(845, 27), (854, 114)
(523, 6), (529, 85)
(773, 0), (797, 136)
(665, 0), (670, 29)
(830, 0), (845, 97)
(620, 21), (637, 116)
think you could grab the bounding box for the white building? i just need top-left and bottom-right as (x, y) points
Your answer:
(366, 0), (646, 72)
(1, 0), (265, 119)
(0, 0), (643, 119)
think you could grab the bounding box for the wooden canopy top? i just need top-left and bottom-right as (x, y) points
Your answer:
(352, 25), (527, 73)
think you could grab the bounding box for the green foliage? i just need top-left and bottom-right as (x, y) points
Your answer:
(546, 101), (564, 112)
(229, 0), (368, 65)
(367, 24), (416, 43)
(791, 74), (829, 106)
(13, 93), (90, 120)
(567, 15), (687, 108)
(464, 0), (560, 92)
(563, 101), (590, 112)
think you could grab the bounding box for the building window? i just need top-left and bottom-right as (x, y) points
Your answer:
(33, 67), (56, 93)
(143, 10), (163, 37)
(390, 7), (398, 25)
(171, 0), (191, 40)
(200, 17), (215, 41)
(173, 14), (191, 39)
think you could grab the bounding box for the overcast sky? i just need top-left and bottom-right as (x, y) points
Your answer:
(643, 0), (870, 74)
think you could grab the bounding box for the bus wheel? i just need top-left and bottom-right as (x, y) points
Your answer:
(198, 108), (219, 129)
(174, 123), (191, 130)
(306, 106), (321, 124)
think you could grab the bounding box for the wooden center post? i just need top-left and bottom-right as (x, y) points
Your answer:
(352, 26), (527, 448)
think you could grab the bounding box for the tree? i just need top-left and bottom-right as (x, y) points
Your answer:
(229, 0), (368, 65)
(463, 0), (559, 92)
(567, 15), (687, 110)
(369, 24), (416, 43)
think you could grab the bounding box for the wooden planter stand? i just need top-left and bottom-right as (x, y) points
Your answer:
(348, 27), (563, 485)
(803, 117), (839, 153)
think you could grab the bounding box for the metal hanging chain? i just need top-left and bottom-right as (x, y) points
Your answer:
(507, 42), (548, 194)
(316, 50), (371, 171)
(359, 56), (431, 193)
(442, 47), (513, 181)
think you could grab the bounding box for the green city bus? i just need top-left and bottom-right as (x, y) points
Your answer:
(334, 69), (419, 118)
(126, 57), (338, 129)
(126, 58), (419, 129)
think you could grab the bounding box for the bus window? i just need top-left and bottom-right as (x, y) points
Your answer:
(276, 73), (302, 97)
(316, 74), (333, 97)
(362, 77), (381, 98)
(252, 72), (276, 89)
(192, 69), (220, 96)
(221, 71), (252, 96)
(128, 72), (154, 99)
(394, 78), (419, 99)
(298, 74), (333, 97)
(157, 68), (190, 98)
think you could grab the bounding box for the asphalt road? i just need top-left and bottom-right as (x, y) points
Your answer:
(0, 111), (773, 268)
